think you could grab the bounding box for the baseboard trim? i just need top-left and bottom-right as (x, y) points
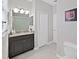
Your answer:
(34, 47), (39, 50)
(56, 54), (67, 59)
(34, 40), (54, 50)
(46, 40), (54, 45)
(64, 42), (77, 49)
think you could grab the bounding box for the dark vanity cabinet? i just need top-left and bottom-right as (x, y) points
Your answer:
(9, 34), (34, 58)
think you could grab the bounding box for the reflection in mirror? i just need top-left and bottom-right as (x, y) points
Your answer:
(9, 9), (33, 35)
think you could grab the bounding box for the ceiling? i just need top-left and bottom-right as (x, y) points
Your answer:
(8, 0), (57, 10)
(42, 0), (57, 6)
(24, 0), (57, 6)
(8, 0), (32, 10)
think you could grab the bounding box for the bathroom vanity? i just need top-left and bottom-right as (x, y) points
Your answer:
(8, 9), (34, 58)
(9, 32), (34, 58)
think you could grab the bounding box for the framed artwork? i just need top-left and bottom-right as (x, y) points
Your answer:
(65, 8), (77, 21)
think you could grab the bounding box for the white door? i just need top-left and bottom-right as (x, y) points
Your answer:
(38, 12), (48, 47)
(2, 0), (9, 59)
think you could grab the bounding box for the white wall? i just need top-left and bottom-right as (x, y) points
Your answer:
(54, 0), (77, 57)
(56, 0), (65, 56)
(34, 0), (53, 48)
(8, 0), (32, 10)
(63, 0), (77, 45)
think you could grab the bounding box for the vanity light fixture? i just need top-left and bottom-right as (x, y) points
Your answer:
(13, 8), (19, 13)
(20, 9), (24, 14)
(27, 0), (32, 2)
(25, 10), (30, 15)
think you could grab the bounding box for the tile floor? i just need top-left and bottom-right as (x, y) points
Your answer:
(11, 43), (59, 59)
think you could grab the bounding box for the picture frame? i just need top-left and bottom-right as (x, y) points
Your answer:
(65, 8), (77, 21)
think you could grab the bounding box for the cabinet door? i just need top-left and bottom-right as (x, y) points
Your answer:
(9, 37), (24, 57)
(14, 37), (24, 55)
(9, 37), (15, 58)
(23, 35), (34, 51)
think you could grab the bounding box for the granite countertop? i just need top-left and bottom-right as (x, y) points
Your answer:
(9, 32), (34, 37)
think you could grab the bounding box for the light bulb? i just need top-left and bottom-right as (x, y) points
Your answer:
(20, 9), (24, 14)
(27, 0), (32, 2)
(13, 8), (19, 13)
(25, 10), (29, 14)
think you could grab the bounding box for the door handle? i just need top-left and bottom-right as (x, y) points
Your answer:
(2, 21), (7, 24)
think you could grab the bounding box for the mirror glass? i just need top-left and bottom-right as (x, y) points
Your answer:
(8, 0), (34, 34)
(12, 10), (33, 33)
(9, 9), (33, 34)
